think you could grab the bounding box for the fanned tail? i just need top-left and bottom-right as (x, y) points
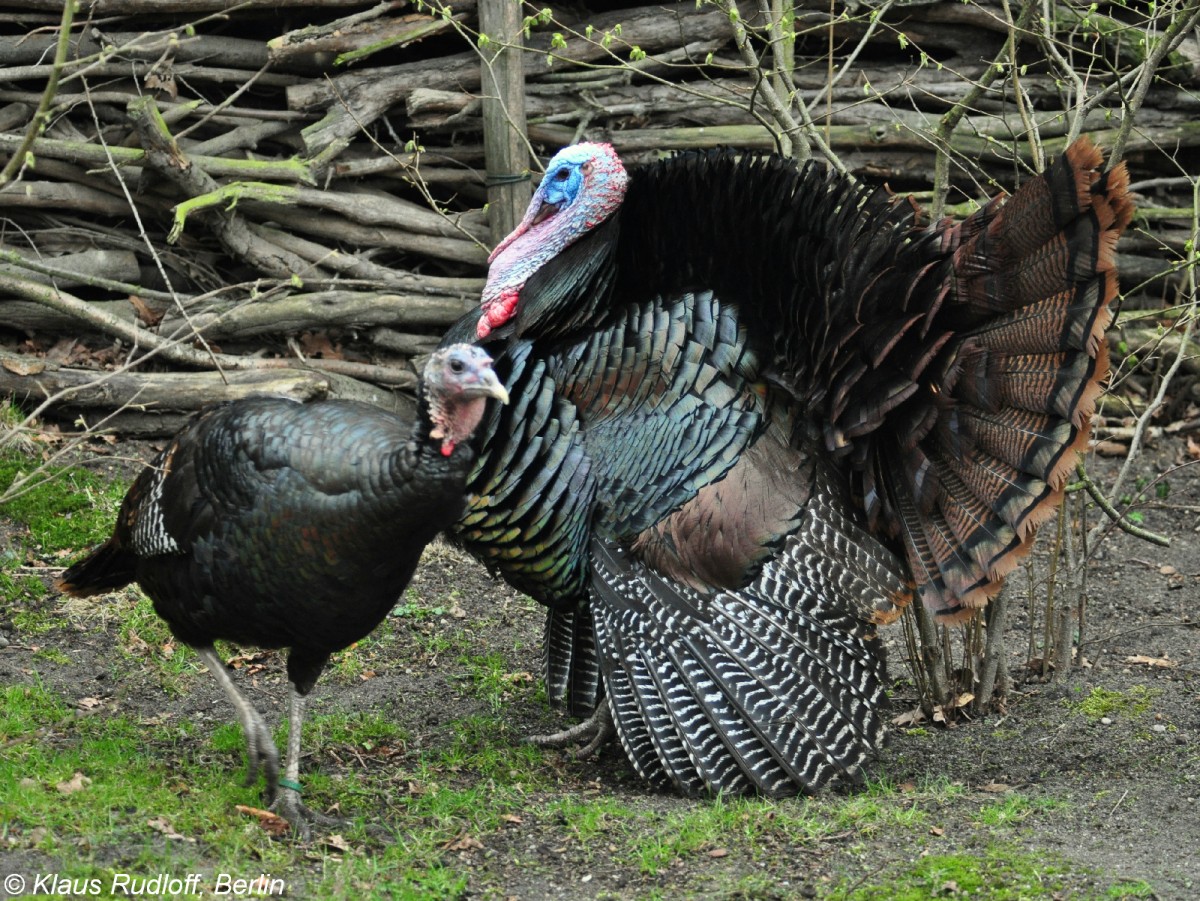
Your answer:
(874, 137), (1132, 619)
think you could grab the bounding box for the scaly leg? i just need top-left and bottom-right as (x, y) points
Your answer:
(196, 645), (279, 798)
(270, 684), (346, 839)
(529, 701), (615, 759)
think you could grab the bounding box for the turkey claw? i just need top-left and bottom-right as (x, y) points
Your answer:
(271, 787), (347, 841)
(529, 703), (615, 759)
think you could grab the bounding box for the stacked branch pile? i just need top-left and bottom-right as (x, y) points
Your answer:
(1, 0), (1197, 436)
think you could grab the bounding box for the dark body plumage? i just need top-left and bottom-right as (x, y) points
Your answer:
(57, 345), (507, 832)
(443, 140), (1131, 797)
(76, 399), (460, 677)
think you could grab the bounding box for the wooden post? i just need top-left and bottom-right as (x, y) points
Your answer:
(479, 0), (531, 246)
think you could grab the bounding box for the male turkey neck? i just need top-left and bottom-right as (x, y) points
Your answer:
(478, 143), (627, 338)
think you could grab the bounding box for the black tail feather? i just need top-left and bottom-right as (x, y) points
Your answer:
(55, 537), (137, 598)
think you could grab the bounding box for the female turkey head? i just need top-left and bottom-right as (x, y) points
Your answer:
(477, 142), (628, 339)
(423, 344), (509, 456)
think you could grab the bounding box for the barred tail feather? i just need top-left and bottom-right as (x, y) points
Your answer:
(884, 137), (1129, 620)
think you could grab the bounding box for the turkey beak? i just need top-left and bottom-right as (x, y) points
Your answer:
(487, 194), (561, 264)
(468, 367), (510, 406)
(530, 201), (560, 227)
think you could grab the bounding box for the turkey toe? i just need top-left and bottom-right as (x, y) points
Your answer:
(531, 703), (615, 759)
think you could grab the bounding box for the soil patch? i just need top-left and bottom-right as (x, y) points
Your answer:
(1, 437), (1197, 899)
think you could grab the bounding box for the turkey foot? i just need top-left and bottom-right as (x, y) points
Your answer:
(271, 786), (347, 840)
(268, 687), (349, 839)
(530, 702), (615, 759)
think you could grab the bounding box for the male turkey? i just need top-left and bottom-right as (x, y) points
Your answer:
(56, 344), (508, 834)
(442, 139), (1132, 797)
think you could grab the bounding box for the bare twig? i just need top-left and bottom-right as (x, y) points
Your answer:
(0, 0), (75, 189)
(1073, 462), (1171, 548)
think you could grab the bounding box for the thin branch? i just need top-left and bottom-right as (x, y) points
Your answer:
(1039, 0), (1087, 144)
(805, 0), (894, 118)
(1074, 462), (1171, 548)
(0, 0), (75, 189)
(1093, 174), (1200, 535)
(717, 0), (805, 162)
(1109, 1), (1200, 165)
(930, 0), (1038, 218)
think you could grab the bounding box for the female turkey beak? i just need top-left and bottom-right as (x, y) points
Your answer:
(463, 364), (510, 406)
(426, 346), (509, 455)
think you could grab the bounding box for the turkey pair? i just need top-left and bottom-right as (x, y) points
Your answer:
(443, 139), (1132, 796)
(56, 345), (508, 835)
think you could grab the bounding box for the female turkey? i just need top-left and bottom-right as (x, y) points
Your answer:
(56, 344), (508, 835)
(442, 140), (1132, 796)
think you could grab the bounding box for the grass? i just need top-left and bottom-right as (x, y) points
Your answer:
(541, 777), (975, 878)
(0, 442), (1179, 899)
(841, 847), (1076, 900)
(1108, 880), (1158, 898)
(5, 571), (55, 633)
(304, 710), (407, 750)
(327, 624), (395, 684)
(456, 649), (535, 711)
(0, 450), (129, 557)
(0, 679), (542, 897)
(0, 683), (290, 868)
(976, 792), (1065, 828)
(390, 589), (451, 620)
(1070, 686), (1158, 720)
(0, 637), (1169, 901)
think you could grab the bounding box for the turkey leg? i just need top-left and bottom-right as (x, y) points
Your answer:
(196, 645), (280, 796)
(270, 686), (345, 838)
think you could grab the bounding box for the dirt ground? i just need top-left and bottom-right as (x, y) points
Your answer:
(1, 434), (1198, 899)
